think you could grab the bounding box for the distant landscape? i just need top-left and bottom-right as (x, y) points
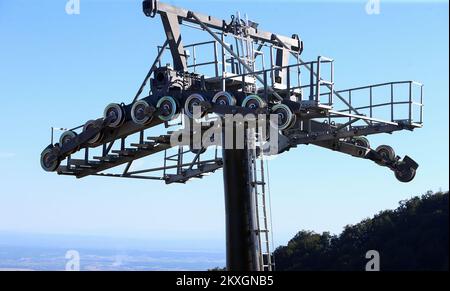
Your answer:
(0, 246), (224, 271)
(0, 234), (225, 271)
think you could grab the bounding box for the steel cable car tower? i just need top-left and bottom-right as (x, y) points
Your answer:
(40, 0), (423, 271)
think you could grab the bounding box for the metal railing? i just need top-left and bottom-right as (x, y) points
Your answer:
(324, 81), (423, 126)
(157, 38), (334, 105)
(158, 40), (221, 76)
(219, 56), (334, 103)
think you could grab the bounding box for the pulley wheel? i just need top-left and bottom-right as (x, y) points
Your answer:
(83, 120), (103, 144)
(40, 147), (60, 172)
(103, 103), (125, 128)
(59, 130), (77, 146)
(131, 100), (154, 125)
(241, 95), (266, 110)
(157, 96), (178, 121)
(271, 104), (295, 130)
(185, 93), (206, 119)
(395, 167), (416, 183)
(376, 145), (396, 161)
(212, 91), (236, 106)
(354, 136), (370, 149)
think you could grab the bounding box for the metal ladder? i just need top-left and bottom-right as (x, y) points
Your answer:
(248, 131), (274, 271)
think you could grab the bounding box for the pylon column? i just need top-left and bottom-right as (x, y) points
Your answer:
(222, 128), (259, 271)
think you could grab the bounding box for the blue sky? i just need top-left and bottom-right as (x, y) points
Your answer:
(0, 0), (448, 251)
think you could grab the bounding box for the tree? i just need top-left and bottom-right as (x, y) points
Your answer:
(273, 191), (449, 271)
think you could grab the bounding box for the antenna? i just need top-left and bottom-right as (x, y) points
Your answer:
(40, 0), (423, 271)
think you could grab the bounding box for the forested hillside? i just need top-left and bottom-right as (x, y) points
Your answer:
(274, 191), (449, 271)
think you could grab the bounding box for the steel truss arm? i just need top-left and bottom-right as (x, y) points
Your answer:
(160, 12), (188, 71)
(286, 123), (403, 147)
(312, 139), (419, 182)
(70, 158), (223, 184)
(142, 0), (303, 52)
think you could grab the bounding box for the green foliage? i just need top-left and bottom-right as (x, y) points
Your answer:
(273, 191), (449, 271)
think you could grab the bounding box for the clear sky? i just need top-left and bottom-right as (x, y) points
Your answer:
(0, 0), (448, 251)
